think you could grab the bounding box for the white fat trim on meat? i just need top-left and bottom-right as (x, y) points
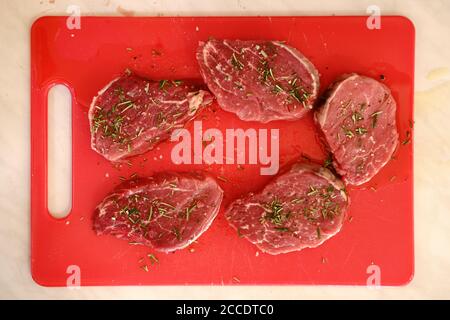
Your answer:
(222, 40), (241, 54)
(272, 41), (319, 97)
(202, 44), (236, 95)
(159, 99), (188, 104)
(316, 74), (360, 127)
(213, 79), (237, 95)
(292, 164), (348, 202)
(89, 76), (121, 157)
(214, 63), (233, 80)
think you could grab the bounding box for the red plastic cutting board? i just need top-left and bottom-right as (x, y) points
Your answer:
(31, 16), (414, 286)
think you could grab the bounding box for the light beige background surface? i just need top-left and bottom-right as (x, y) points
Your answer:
(0, 0), (449, 299)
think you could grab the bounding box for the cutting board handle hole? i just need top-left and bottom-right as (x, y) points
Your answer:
(47, 84), (72, 219)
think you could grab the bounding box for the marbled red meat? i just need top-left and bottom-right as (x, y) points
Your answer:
(93, 172), (223, 252)
(197, 39), (319, 123)
(315, 74), (399, 185)
(225, 163), (348, 255)
(89, 71), (213, 161)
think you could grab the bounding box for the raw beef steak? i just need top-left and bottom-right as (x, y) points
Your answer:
(315, 73), (399, 185)
(225, 163), (348, 255)
(196, 39), (319, 123)
(89, 71), (213, 161)
(93, 172), (223, 252)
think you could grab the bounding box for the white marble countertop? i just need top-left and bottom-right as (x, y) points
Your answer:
(0, 0), (449, 299)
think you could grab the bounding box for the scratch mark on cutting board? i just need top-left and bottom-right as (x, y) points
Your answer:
(111, 246), (132, 260)
(319, 34), (329, 55)
(229, 252), (236, 272)
(245, 252), (254, 273)
(229, 238), (238, 273)
(341, 243), (357, 270)
(302, 33), (309, 47)
(299, 260), (315, 284)
(286, 19), (295, 43)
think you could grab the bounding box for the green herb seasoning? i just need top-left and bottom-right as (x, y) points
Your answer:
(272, 84), (284, 94)
(136, 127), (144, 137)
(307, 186), (319, 196)
(120, 207), (141, 224)
(116, 100), (132, 107)
(323, 155), (333, 168)
(93, 100), (134, 148)
(159, 79), (168, 90)
(289, 78), (298, 86)
(231, 53), (244, 70)
(233, 81), (243, 90)
(159, 201), (175, 210)
(259, 49), (268, 59)
(291, 198), (304, 204)
(260, 61), (272, 83)
(288, 86), (311, 107)
(147, 206), (153, 221)
(147, 253), (159, 264)
(172, 227), (182, 241)
(172, 112), (183, 119)
(343, 128), (354, 138)
(92, 112), (106, 133)
(402, 130), (411, 145)
(263, 198), (288, 226)
(130, 172), (138, 179)
(355, 127), (368, 135)
(155, 112), (166, 127)
(351, 111), (364, 124)
(119, 102), (134, 114)
(157, 206), (168, 217)
(300, 184), (341, 223)
(370, 110), (383, 128)
(185, 201), (197, 221)
(217, 176), (228, 182)
(114, 87), (125, 101)
(268, 68), (275, 81)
